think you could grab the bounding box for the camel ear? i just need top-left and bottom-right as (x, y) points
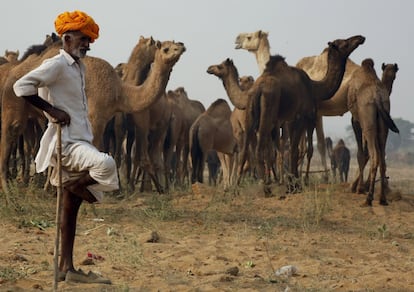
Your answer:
(155, 41), (162, 49)
(394, 64), (399, 71)
(16, 50), (19, 57)
(382, 63), (386, 70)
(5, 50), (8, 55)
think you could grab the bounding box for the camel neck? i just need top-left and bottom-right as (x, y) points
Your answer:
(255, 38), (271, 74)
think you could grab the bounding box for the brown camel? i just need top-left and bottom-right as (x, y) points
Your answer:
(348, 59), (399, 206)
(235, 30), (309, 184)
(208, 35), (365, 195)
(0, 39), (185, 191)
(165, 87), (205, 187)
(189, 99), (238, 189)
(326, 137), (350, 182)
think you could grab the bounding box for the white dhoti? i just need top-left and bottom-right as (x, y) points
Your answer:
(49, 141), (119, 202)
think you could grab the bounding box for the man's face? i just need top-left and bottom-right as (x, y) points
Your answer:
(65, 31), (91, 59)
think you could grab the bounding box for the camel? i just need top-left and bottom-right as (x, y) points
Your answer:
(189, 99), (238, 189)
(0, 50), (19, 65)
(326, 137), (350, 182)
(111, 36), (159, 190)
(208, 35), (365, 195)
(207, 150), (220, 186)
(229, 75), (256, 178)
(122, 37), (185, 194)
(348, 59), (399, 206)
(0, 39), (186, 191)
(164, 87), (205, 188)
(234, 30), (309, 184)
(0, 36), (63, 187)
(235, 30), (270, 74)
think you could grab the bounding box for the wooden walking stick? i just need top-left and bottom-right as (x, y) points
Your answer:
(53, 123), (63, 291)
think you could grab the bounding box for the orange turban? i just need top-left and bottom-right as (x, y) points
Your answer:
(54, 10), (99, 43)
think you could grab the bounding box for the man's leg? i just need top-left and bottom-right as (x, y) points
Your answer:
(64, 173), (97, 203)
(59, 188), (82, 274)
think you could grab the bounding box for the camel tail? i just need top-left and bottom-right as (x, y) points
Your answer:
(376, 100), (399, 133)
(190, 125), (203, 184)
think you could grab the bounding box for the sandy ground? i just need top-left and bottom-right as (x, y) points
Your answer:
(0, 163), (413, 292)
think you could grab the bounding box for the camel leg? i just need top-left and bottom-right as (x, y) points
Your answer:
(378, 123), (390, 206)
(303, 124), (315, 186)
(351, 119), (368, 194)
(315, 116), (329, 183)
(365, 139), (379, 206)
(286, 122), (303, 194)
(217, 152), (229, 190)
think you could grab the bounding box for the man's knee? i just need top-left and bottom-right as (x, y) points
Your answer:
(98, 154), (117, 172)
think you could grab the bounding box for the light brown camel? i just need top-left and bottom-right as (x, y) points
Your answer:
(230, 75), (255, 177)
(348, 59), (399, 206)
(0, 39), (185, 191)
(235, 30), (270, 74)
(208, 35), (365, 195)
(189, 99), (238, 189)
(123, 37), (175, 194)
(0, 50), (19, 65)
(110, 36), (158, 189)
(0, 36), (62, 187)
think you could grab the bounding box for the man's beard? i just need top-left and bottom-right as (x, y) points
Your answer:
(71, 47), (89, 59)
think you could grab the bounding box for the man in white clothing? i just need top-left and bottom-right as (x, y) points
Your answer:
(13, 10), (118, 284)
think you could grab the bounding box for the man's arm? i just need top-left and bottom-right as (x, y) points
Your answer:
(23, 94), (71, 125)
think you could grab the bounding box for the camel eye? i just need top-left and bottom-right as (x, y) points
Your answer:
(163, 48), (169, 53)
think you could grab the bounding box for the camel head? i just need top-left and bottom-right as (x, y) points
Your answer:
(381, 63), (399, 81)
(131, 36), (157, 63)
(206, 58), (239, 79)
(239, 75), (255, 91)
(114, 63), (126, 78)
(43, 33), (60, 46)
(4, 50), (19, 62)
(167, 87), (187, 101)
(235, 30), (268, 51)
(381, 63), (399, 95)
(155, 40), (186, 65)
(327, 35), (365, 59)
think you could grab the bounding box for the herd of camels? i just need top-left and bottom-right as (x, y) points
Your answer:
(0, 30), (399, 207)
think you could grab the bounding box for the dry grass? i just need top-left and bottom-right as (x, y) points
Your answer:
(0, 161), (413, 291)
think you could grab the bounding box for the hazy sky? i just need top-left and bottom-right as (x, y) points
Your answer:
(2, 0), (412, 139)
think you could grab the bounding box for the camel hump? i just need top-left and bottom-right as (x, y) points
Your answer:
(361, 58), (375, 69)
(207, 99), (231, 117)
(264, 55), (286, 74)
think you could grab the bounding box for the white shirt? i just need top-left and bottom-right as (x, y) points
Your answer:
(13, 49), (94, 173)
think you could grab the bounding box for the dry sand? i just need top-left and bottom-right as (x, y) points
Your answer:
(0, 163), (413, 291)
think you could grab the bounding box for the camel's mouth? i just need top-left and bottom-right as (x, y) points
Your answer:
(235, 43), (242, 49)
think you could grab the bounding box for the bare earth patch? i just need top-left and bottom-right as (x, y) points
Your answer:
(0, 164), (413, 291)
